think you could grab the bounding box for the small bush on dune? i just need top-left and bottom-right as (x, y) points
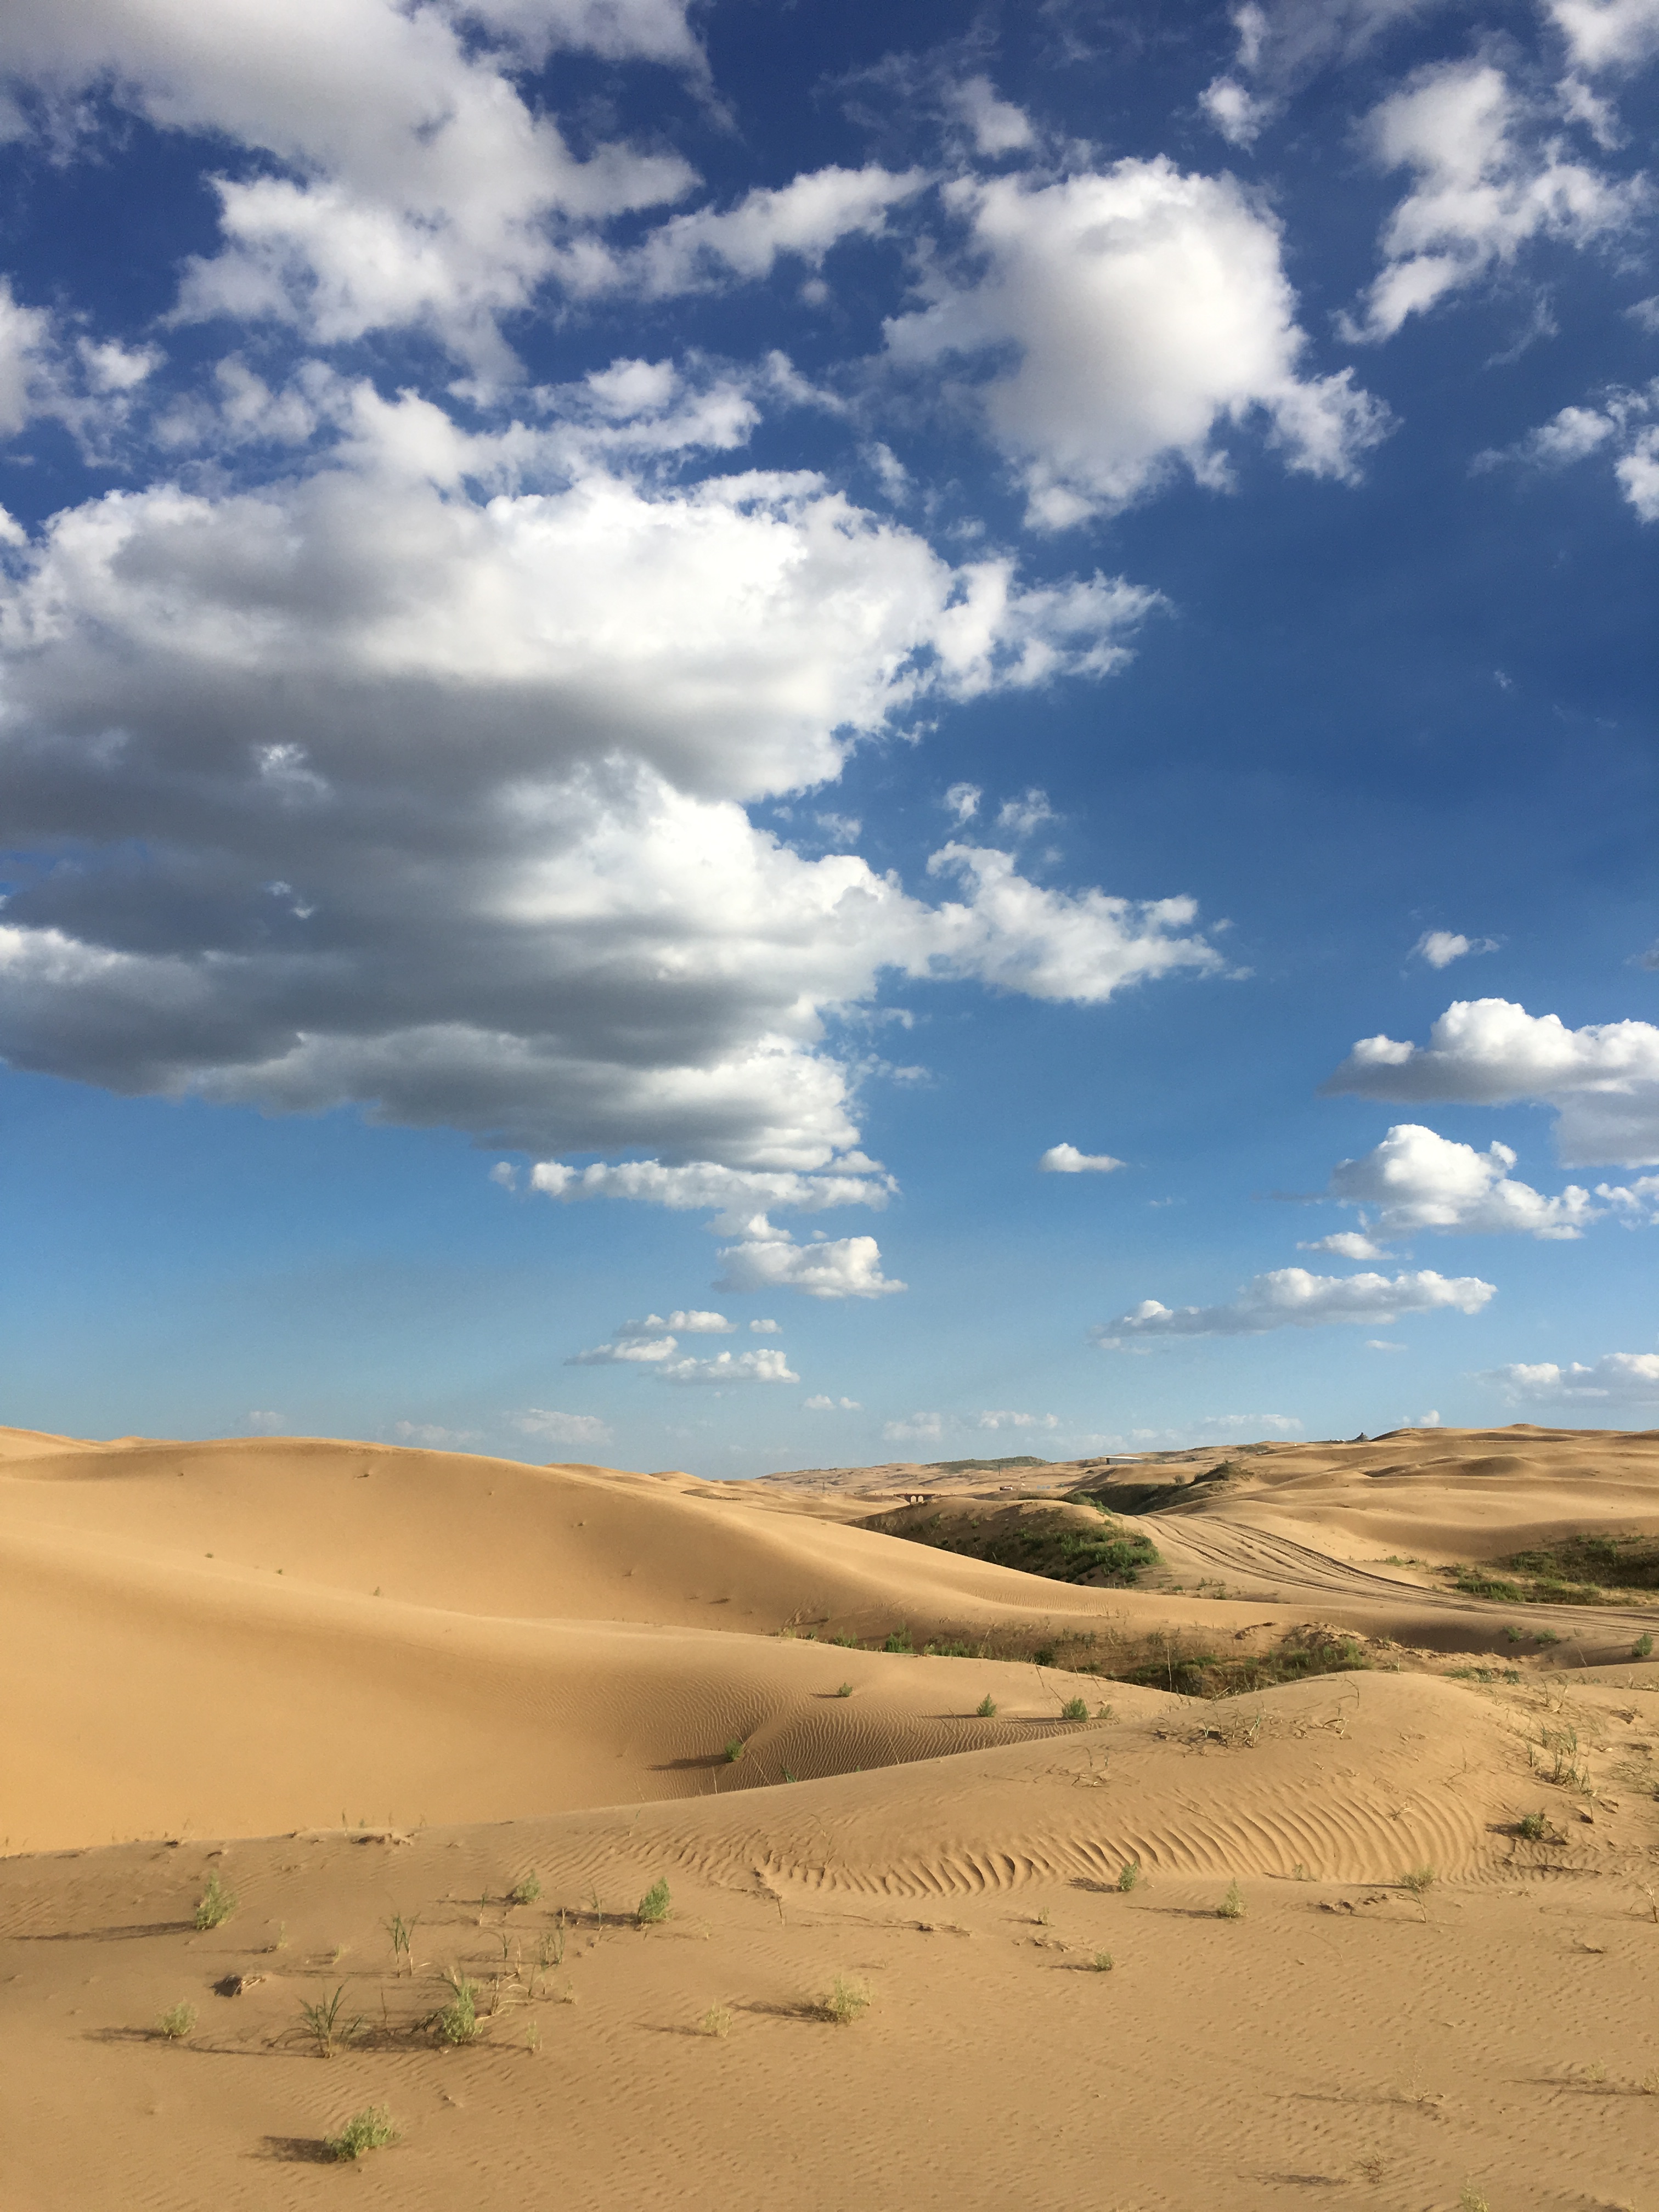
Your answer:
(1060, 1696), (1089, 1721)
(698, 2004), (733, 2038)
(1400, 1865), (1438, 1918)
(296, 1985), (362, 2059)
(157, 2000), (196, 2041)
(1088, 1951), (1114, 1973)
(636, 1879), (672, 1927)
(507, 1872), (541, 1906)
(976, 1693), (998, 1717)
(821, 1973), (872, 2024)
(433, 1971), (481, 2046)
(723, 1738), (746, 1764)
(835, 1681), (854, 1698)
(194, 1871), (236, 1930)
(1217, 1880), (1245, 1921)
(325, 2106), (398, 2162)
(1118, 1860), (1141, 1893)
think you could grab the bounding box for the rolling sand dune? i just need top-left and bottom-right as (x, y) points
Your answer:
(4, 1424), (1659, 2209)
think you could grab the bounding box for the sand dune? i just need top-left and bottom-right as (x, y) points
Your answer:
(5, 1423), (1659, 2209)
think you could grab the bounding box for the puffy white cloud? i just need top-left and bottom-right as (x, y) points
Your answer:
(660, 1346), (798, 1385)
(946, 75), (1034, 157)
(1328, 1123), (1601, 1239)
(1322, 1000), (1659, 1167)
(1475, 381), (1659, 525)
(529, 1159), (895, 1233)
(884, 161), (1389, 525)
(0, 387), (1211, 1167)
(943, 782), (981, 824)
(564, 166), (928, 297)
(509, 1407), (614, 1444)
(1200, 0), (1438, 145)
(1549, 0), (1659, 74)
(1414, 929), (1498, 968)
(1485, 1351), (1659, 1401)
(0, 279), (53, 439)
(714, 1219), (905, 1300)
(568, 1333), (678, 1365)
(1301, 1231), (1388, 1259)
(975, 1409), (1059, 1430)
(1039, 1143), (1125, 1173)
(805, 1393), (862, 1410)
(0, 0), (701, 365)
(1346, 61), (1645, 342)
(1596, 1172), (1659, 1222)
(995, 788), (1056, 839)
(748, 1317), (781, 1334)
(883, 1412), (944, 1443)
(1093, 1267), (1495, 1341)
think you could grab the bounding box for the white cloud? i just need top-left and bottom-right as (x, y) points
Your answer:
(390, 1419), (482, 1446)
(243, 1408), (286, 1432)
(659, 1346), (798, 1385)
(1596, 1172), (1659, 1223)
(1485, 1351), (1659, 1401)
(749, 1317), (781, 1333)
(1475, 381), (1659, 526)
(1415, 1409), (1443, 1426)
(1322, 1000), (1659, 1167)
(568, 1333), (679, 1365)
(1346, 61), (1645, 342)
(1301, 1231), (1388, 1259)
(995, 787), (1056, 838)
(509, 1407), (614, 1445)
(1039, 1143), (1125, 1173)
(946, 75), (1034, 157)
(0, 387), (1210, 1168)
(1093, 1266), (1495, 1342)
(714, 1218), (905, 1299)
(805, 1393), (862, 1410)
(943, 782), (981, 823)
(1200, 0), (1438, 145)
(883, 1412), (944, 1443)
(884, 161), (1389, 526)
(565, 166), (928, 297)
(1413, 929), (1498, 968)
(1366, 1338), (1409, 1352)
(1549, 0), (1659, 74)
(1328, 1123), (1601, 1239)
(1, 0), (700, 366)
(975, 1409), (1059, 1430)
(529, 1159), (895, 1232)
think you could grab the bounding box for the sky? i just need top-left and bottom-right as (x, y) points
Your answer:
(2, 0), (1659, 1477)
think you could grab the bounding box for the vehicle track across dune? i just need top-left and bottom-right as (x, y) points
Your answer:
(1137, 1514), (1659, 1647)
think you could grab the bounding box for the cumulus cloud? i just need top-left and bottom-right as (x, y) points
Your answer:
(509, 1407), (614, 1446)
(1474, 380), (1659, 525)
(1301, 1231), (1388, 1259)
(1328, 1123), (1601, 1239)
(975, 1409), (1059, 1430)
(1039, 1143), (1125, 1173)
(563, 166), (928, 296)
(995, 788), (1056, 839)
(390, 1419), (482, 1446)
(805, 1393), (862, 1409)
(1346, 61), (1645, 342)
(883, 1412), (944, 1443)
(1485, 1351), (1659, 1401)
(568, 1307), (743, 1364)
(1200, 0), (1437, 145)
(1413, 929), (1498, 968)
(1548, 0), (1659, 74)
(884, 160), (1389, 526)
(1321, 1000), (1659, 1167)
(0, 385), (1213, 1167)
(0, 0), (702, 366)
(529, 1159), (895, 1232)
(659, 1346), (798, 1384)
(714, 1219), (905, 1299)
(1092, 1266), (1495, 1341)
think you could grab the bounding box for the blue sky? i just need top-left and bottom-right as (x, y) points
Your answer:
(3, 0), (1659, 1474)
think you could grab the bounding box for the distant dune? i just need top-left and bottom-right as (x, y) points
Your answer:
(4, 1422), (1659, 2209)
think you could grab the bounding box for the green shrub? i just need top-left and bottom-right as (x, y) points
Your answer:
(157, 2000), (196, 2041)
(1519, 1812), (1547, 1840)
(975, 1693), (997, 1717)
(882, 1626), (913, 1653)
(1635, 1633), (1654, 1659)
(1060, 1696), (1088, 1720)
(508, 1872), (541, 1906)
(636, 1879), (672, 1927)
(1118, 1859), (1141, 1893)
(821, 1973), (871, 2024)
(1217, 1880), (1245, 1921)
(835, 1681), (854, 1697)
(296, 1985), (362, 2059)
(193, 1871), (237, 1930)
(325, 2106), (398, 2162)
(698, 2004), (733, 2038)
(1088, 1951), (1113, 1973)
(433, 1972), (480, 2046)
(723, 1737), (746, 1763)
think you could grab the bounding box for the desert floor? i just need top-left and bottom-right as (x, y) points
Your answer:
(4, 1422), (1658, 2210)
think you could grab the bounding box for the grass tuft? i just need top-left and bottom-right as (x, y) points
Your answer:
(296, 1985), (362, 2059)
(835, 1681), (854, 1698)
(1217, 1879), (1245, 1921)
(507, 1872), (541, 1906)
(1060, 1696), (1089, 1721)
(1400, 1865), (1438, 1920)
(432, 1971), (481, 2046)
(157, 2000), (196, 2041)
(1088, 1951), (1114, 1972)
(723, 1738), (746, 1763)
(976, 1693), (998, 1717)
(325, 2106), (397, 2162)
(193, 1870), (237, 1930)
(636, 1878), (672, 1927)
(821, 1972), (872, 2024)
(1118, 1859), (1142, 1893)
(697, 2003), (733, 2038)
(1518, 1812), (1548, 1841)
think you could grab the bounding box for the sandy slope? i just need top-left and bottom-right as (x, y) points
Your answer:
(6, 1423), (1659, 2209)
